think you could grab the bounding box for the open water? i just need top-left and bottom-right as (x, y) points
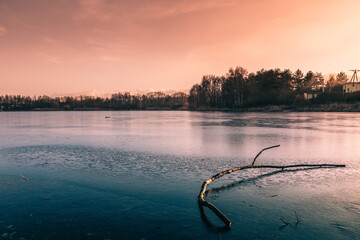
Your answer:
(0, 111), (360, 239)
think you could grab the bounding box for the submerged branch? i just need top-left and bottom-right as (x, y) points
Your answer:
(252, 145), (280, 165)
(198, 145), (345, 229)
(295, 211), (300, 223)
(279, 217), (289, 225)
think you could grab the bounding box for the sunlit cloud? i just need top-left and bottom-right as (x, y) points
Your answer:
(47, 55), (62, 63)
(85, 38), (134, 62)
(85, 38), (132, 53)
(99, 55), (129, 62)
(0, 25), (7, 36)
(34, 52), (62, 63)
(43, 37), (60, 45)
(143, 0), (238, 19)
(73, 0), (113, 21)
(72, 0), (238, 22)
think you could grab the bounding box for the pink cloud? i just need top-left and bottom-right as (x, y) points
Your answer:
(0, 25), (7, 36)
(99, 55), (128, 62)
(73, 0), (113, 21)
(72, 0), (238, 22)
(142, 0), (238, 19)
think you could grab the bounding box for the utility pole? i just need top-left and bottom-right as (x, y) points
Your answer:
(349, 70), (360, 82)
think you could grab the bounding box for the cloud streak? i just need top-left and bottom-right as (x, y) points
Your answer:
(73, 0), (238, 22)
(99, 55), (129, 62)
(73, 0), (113, 21)
(143, 0), (238, 19)
(0, 25), (7, 36)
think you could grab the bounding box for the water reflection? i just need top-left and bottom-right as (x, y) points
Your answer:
(198, 203), (231, 232)
(1, 112), (360, 239)
(205, 166), (340, 196)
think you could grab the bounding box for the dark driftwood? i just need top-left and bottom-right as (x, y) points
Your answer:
(279, 217), (289, 225)
(252, 145), (280, 165)
(198, 146), (346, 228)
(295, 211), (300, 223)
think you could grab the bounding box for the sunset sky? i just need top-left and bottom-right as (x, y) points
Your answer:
(1, 0), (360, 96)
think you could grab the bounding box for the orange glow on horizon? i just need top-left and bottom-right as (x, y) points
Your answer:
(1, 0), (360, 96)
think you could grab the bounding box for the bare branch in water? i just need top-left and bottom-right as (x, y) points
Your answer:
(295, 211), (300, 223)
(252, 145), (280, 165)
(279, 217), (289, 225)
(198, 145), (345, 229)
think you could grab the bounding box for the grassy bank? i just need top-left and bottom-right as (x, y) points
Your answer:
(191, 102), (360, 112)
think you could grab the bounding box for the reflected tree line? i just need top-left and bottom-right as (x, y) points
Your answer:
(1, 66), (359, 111)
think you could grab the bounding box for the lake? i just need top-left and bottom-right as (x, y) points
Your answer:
(0, 111), (360, 239)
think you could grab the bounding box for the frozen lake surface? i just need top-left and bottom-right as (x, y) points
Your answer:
(0, 111), (360, 239)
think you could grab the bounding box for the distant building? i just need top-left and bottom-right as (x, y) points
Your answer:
(343, 70), (360, 93)
(304, 92), (319, 100)
(343, 82), (360, 93)
(303, 86), (325, 100)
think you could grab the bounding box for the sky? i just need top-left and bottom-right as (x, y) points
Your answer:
(1, 0), (360, 96)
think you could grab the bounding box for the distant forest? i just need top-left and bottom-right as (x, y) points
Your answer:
(1, 67), (360, 111)
(188, 67), (351, 109)
(0, 92), (188, 111)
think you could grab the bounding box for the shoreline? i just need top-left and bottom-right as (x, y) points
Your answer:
(3, 102), (360, 113)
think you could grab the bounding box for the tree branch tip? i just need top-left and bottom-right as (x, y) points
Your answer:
(279, 217), (289, 225)
(252, 144), (281, 166)
(295, 211), (300, 223)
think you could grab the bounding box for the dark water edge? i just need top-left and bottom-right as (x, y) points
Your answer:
(3, 102), (360, 112)
(194, 102), (360, 112)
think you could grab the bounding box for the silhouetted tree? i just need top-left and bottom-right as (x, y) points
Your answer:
(326, 75), (336, 92)
(221, 67), (248, 108)
(336, 72), (348, 85)
(292, 69), (304, 92)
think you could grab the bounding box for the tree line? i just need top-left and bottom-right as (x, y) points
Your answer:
(188, 67), (351, 109)
(2, 66), (360, 111)
(0, 92), (188, 111)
